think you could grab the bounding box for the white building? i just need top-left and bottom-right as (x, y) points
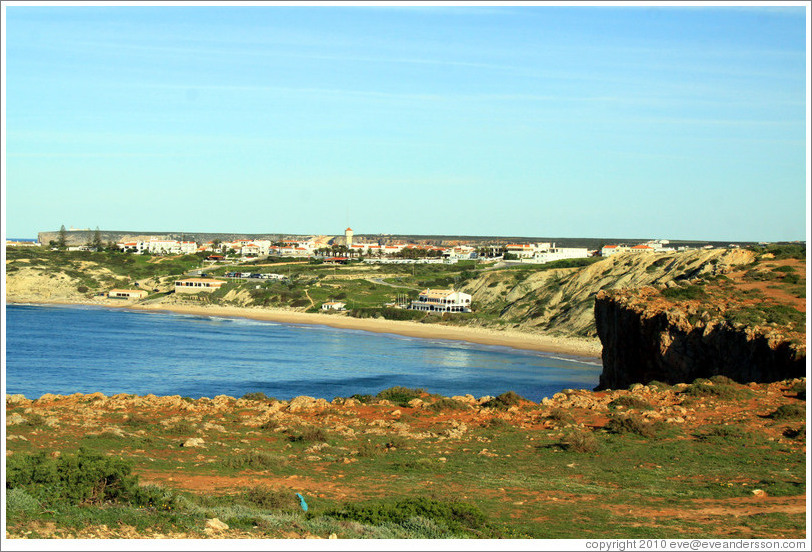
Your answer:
(6, 240), (41, 248)
(409, 289), (472, 313)
(321, 301), (346, 311)
(504, 243), (537, 259)
(522, 243), (590, 264)
(443, 245), (477, 260)
(174, 278), (227, 294)
(107, 289), (148, 300)
(601, 245), (628, 257)
(147, 239), (197, 255)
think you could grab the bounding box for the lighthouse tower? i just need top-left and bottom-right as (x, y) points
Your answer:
(344, 227), (353, 248)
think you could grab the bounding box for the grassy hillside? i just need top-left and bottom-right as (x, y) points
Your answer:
(5, 379), (806, 539)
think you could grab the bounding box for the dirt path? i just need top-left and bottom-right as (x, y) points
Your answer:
(366, 277), (420, 291)
(304, 288), (316, 308)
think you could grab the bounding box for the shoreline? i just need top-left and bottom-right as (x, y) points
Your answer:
(7, 298), (603, 360)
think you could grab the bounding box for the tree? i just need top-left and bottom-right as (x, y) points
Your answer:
(57, 225), (68, 249)
(90, 227), (104, 251)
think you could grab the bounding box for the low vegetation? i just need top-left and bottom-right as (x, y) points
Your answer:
(6, 377), (805, 539)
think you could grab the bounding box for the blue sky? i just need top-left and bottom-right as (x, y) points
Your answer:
(3, 3), (808, 241)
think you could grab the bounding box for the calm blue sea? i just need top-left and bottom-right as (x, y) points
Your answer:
(4, 304), (602, 402)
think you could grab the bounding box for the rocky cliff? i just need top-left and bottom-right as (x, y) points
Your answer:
(462, 248), (756, 337)
(595, 287), (806, 389)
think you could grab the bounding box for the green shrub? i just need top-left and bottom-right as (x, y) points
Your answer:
(165, 420), (196, 435)
(385, 436), (411, 450)
(560, 430), (599, 453)
(224, 451), (284, 470)
(6, 449), (153, 507)
(21, 413), (46, 427)
(356, 440), (383, 458)
(259, 418), (280, 430)
(647, 380), (675, 391)
(693, 425), (761, 444)
(241, 392), (276, 403)
(287, 426), (328, 443)
(708, 375), (737, 385)
(681, 383), (753, 401)
(482, 391), (527, 410)
(608, 396), (652, 410)
(661, 285), (708, 302)
(546, 408), (574, 423)
(605, 414), (659, 438)
(238, 486), (296, 510)
(377, 387), (426, 407)
(783, 425), (806, 440)
(320, 497), (487, 536)
(427, 398), (469, 412)
(122, 413), (152, 429)
(481, 418), (511, 429)
(348, 394), (376, 404)
(768, 404), (806, 420)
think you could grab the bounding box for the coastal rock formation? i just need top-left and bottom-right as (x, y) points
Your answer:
(463, 248), (755, 337)
(595, 288), (806, 389)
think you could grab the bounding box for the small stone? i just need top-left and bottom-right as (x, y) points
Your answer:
(181, 437), (205, 448)
(205, 518), (229, 532)
(328, 533), (338, 539)
(752, 489), (767, 497)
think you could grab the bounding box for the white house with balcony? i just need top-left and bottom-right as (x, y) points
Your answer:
(146, 239), (197, 255)
(522, 243), (590, 264)
(601, 244), (629, 257)
(409, 289), (472, 313)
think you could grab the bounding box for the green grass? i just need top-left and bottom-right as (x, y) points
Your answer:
(724, 303), (805, 331)
(223, 451), (287, 471)
(680, 382), (755, 401)
(768, 404), (805, 420)
(660, 284), (708, 302)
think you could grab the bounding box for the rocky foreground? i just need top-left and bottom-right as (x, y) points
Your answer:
(5, 379), (807, 539)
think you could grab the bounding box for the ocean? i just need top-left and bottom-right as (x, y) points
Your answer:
(4, 303), (602, 402)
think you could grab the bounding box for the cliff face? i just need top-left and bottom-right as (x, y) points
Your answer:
(595, 288), (806, 389)
(462, 248), (756, 337)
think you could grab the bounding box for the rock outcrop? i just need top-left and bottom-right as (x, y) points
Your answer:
(463, 248), (756, 337)
(595, 288), (806, 389)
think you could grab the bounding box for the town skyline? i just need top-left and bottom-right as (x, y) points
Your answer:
(3, 2), (809, 243)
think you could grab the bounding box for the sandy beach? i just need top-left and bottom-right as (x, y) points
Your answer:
(8, 298), (603, 359)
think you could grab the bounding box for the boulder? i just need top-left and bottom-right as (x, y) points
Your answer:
(181, 437), (205, 448)
(6, 394), (31, 407)
(288, 396), (330, 413)
(6, 412), (26, 426)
